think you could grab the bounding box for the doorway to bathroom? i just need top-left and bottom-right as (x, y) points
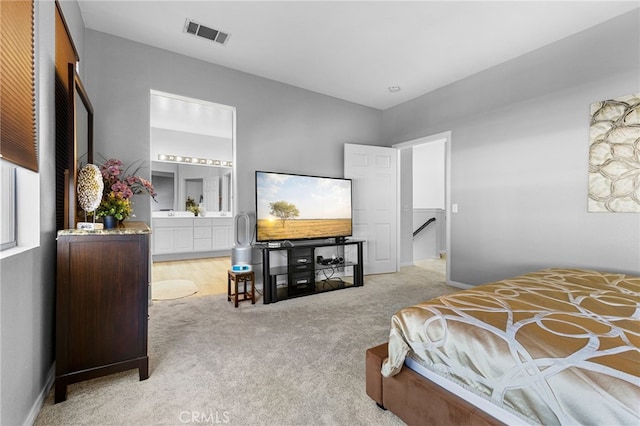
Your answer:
(149, 90), (237, 300)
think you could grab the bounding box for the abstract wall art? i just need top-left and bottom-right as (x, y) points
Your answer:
(588, 92), (640, 212)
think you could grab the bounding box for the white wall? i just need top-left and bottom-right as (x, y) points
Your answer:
(84, 30), (383, 225)
(413, 141), (445, 209)
(383, 10), (640, 285)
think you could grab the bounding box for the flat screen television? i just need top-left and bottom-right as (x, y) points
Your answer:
(255, 171), (352, 242)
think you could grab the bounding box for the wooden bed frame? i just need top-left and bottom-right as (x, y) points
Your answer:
(366, 343), (505, 426)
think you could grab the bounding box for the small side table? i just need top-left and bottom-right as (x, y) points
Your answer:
(227, 270), (256, 308)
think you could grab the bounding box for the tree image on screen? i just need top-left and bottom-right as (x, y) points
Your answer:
(269, 201), (299, 227)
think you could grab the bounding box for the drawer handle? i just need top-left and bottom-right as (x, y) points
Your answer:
(295, 279), (309, 285)
(296, 258), (308, 264)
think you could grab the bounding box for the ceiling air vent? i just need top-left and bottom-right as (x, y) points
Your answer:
(183, 19), (230, 46)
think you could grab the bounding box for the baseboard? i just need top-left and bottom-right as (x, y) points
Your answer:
(23, 362), (55, 426)
(447, 279), (473, 290)
(152, 250), (231, 262)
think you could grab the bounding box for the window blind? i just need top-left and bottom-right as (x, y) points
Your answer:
(0, 0), (37, 172)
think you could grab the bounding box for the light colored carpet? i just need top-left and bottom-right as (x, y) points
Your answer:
(152, 279), (198, 300)
(35, 260), (453, 425)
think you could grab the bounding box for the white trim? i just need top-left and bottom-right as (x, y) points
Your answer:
(447, 280), (474, 290)
(392, 131), (452, 285)
(392, 131), (449, 150)
(0, 119), (41, 261)
(23, 362), (55, 426)
(149, 89), (235, 112)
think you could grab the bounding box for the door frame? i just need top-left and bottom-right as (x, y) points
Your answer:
(393, 130), (451, 282)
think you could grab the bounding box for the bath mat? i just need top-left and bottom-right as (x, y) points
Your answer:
(152, 279), (198, 300)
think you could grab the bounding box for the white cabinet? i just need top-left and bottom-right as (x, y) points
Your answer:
(152, 218), (193, 254)
(194, 218), (213, 251)
(212, 224), (233, 250)
(174, 226), (194, 252)
(152, 216), (233, 255)
(153, 227), (174, 254)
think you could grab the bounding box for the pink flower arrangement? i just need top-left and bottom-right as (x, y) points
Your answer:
(99, 158), (157, 201)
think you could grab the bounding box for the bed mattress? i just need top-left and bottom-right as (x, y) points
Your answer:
(381, 268), (640, 425)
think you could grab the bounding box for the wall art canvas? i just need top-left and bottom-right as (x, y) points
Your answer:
(588, 92), (640, 212)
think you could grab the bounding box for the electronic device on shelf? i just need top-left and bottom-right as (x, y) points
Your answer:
(255, 170), (352, 243)
(231, 264), (251, 272)
(317, 255), (344, 265)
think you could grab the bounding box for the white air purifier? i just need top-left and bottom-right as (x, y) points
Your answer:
(231, 212), (253, 271)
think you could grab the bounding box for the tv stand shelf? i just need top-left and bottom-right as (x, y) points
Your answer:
(257, 239), (364, 304)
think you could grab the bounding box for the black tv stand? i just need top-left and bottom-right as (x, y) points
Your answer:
(258, 239), (364, 304)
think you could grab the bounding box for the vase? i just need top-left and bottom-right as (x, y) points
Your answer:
(103, 215), (117, 229)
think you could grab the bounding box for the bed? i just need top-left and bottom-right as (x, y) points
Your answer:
(366, 268), (640, 425)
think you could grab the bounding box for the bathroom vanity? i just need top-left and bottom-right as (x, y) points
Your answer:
(151, 212), (233, 260)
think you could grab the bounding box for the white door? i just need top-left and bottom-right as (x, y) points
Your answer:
(344, 143), (398, 274)
(203, 176), (220, 212)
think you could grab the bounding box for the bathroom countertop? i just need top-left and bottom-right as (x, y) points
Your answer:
(152, 211), (232, 218)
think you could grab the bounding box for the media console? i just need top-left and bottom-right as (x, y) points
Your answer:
(258, 239), (364, 304)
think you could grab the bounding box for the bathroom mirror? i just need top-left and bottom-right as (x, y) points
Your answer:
(150, 90), (234, 216)
(151, 161), (232, 214)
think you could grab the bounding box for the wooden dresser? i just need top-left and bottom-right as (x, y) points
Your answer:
(55, 222), (151, 403)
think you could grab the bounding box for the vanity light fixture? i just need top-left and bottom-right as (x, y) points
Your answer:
(157, 154), (232, 168)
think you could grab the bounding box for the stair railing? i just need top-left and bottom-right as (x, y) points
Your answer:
(413, 217), (436, 239)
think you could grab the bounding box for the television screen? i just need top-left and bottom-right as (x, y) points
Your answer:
(255, 171), (352, 242)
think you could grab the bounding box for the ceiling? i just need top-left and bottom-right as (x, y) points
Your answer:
(76, 1), (639, 110)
